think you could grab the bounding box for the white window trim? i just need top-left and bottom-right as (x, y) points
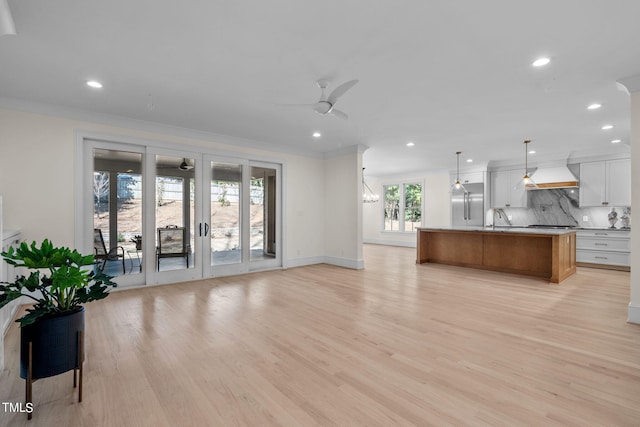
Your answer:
(381, 181), (423, 233)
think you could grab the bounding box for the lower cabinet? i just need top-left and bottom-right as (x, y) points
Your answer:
(576, 230), (631, 270)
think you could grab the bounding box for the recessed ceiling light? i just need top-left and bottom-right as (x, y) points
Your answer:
(466, 159), (473, 163)
(532, 57), (550, 67)
(406, 142), (415, 147)
(587, 103), (601, 110)
(86, 80), (103, 89)
(611, 139), (621, 144)
(312, 132), (321, 138)
(601, 125), (613, 130)
(528, 150), (536, 154)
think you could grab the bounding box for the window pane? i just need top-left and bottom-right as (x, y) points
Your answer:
(93, 149), (142, 277)
(404, 183), (422, 231)
(250, 166), (277, 261)
(155, 155), (195, 272)
(384, 185), (400, 231)
(211, 162), (242, 266)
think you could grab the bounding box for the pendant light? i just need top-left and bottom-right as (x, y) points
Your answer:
(450, 151), (466, 193)
(520, 140), (538, 189)
(362, 168), (379, 203)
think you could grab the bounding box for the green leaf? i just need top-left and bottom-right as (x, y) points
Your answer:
(0, 288), (23, 308)
(18, 306), (54, 327)
(1, 239), (117, 326)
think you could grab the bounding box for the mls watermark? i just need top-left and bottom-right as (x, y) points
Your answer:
(2, 402), (34, 414)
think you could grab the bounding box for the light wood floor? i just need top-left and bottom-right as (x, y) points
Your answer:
(1, 244), (639, 426)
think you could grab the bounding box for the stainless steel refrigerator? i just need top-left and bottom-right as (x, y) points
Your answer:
(451, 183), (484, 227)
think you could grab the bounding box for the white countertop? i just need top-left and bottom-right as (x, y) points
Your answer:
(576, 227), (631, 232)
(419, 226), (576, 236)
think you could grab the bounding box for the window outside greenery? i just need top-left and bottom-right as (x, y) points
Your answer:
(383, 183), (422, 232)
(404, 183), (422, 231)
(383, 185), (400, 230)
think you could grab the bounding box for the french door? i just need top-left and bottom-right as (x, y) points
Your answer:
(146, 147), (201, 284)
(202, 157), (282, 277)
(83, 140), (281, 287)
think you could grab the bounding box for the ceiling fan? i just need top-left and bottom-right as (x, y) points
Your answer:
(280, 79), (358, 120)
(178, 158), (194, 171)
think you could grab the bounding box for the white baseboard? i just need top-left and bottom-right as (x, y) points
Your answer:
(364, 238), (416, 248)
(284, 256), (326, 269)
(628, 303), (640, 324)
(324, 256), (364, 270)
(285, 256), (364, 270)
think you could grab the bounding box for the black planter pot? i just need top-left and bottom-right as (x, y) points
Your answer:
(20, 306), (85, 380)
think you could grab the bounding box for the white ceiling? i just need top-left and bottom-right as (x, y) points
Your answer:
(1, 0), (638, 177)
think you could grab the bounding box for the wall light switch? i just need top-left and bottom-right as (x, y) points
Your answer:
(583, 216), (588, 222)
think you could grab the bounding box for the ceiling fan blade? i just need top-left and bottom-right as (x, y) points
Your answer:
(327, 80), (358, 105)
(330, 109), (348, 120)
(0, 0), (17, 36)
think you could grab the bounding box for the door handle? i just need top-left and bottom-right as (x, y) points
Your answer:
(199, 223), (210, 236)
(467, 193), (471, 220)
(462, 193), (466, 220)
(463, 193), (468, 220)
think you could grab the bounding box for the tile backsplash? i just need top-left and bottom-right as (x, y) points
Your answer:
(488, 188), (631, 229)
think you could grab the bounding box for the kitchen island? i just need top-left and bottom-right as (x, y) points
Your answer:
(416, 227), (576, 283)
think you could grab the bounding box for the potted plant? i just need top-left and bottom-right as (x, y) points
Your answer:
(0, 239), (117, 416)
(130, 234), (142, 250)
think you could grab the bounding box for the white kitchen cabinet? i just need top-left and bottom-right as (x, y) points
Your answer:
(459, 171), (484, 184)
(606, 159), (631, 206)
(576, 229), (630, 270)
(450, 171), (484, 185)
(579, 158), (631, 207)
(490, 169), (527, 208)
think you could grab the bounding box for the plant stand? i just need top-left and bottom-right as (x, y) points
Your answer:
(20, 308), (85, 420)
(25, 330), (83, 420)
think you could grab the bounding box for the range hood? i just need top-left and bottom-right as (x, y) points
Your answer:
(529, 166), (579, 189)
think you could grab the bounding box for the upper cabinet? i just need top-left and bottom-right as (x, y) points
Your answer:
(451, 171), (484, 184)
(579, 158), (630, 207)
(490, 169), (527, 208)
(458, 171), (484, 184)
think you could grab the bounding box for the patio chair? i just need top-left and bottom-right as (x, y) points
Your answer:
(93, 228), (125, 274)
(156, 225), (189, 269)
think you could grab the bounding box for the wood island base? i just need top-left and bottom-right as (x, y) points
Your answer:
(416, 228), (577, 283)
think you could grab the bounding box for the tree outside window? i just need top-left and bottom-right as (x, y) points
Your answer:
(384, 185), (400, 231)
(383, 182), (422, 232)
(404, 183), (422, 231)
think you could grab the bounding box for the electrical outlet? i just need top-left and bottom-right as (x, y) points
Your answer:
(583, 216), (588, 222)
(507, 215), (512, 220)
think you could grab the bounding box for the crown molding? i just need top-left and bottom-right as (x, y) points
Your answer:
(323, 144), (369, 159)
(618, 74), (640, 93)
(0, 96), (324, 159)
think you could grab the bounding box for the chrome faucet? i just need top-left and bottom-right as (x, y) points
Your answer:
(492, 208), (503, 230)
